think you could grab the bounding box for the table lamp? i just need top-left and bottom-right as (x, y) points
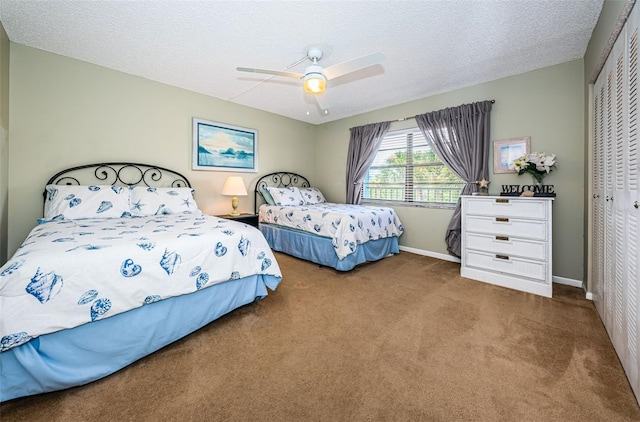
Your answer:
(221, 176), (247, 216)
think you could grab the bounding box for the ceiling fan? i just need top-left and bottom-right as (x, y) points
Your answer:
(237, 48), (385, 113)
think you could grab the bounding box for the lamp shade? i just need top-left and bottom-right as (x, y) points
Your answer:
(221, 176), (248, 196)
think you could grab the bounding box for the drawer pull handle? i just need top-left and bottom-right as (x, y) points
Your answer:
(495, 254), (510, 260)
(495, 217), (509, 222)
(495, 236), (509, 241)
(496, 199), (509, 204)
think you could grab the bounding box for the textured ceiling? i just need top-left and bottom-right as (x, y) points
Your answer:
(0, 0), (603, 125)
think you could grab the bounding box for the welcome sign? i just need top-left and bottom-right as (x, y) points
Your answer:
(500, 184), (556, 197)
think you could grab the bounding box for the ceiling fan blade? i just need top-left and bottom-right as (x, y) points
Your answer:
(237, 67), (304, 79)
(314, 92), (330, 114)
(322, 52), (386, 80)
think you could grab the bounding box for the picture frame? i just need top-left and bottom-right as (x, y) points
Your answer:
(493, 136), (530, 174)
(192, 118), (258, 172)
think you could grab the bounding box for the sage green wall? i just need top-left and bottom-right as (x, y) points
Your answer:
(315, 60), (585, 281)
(5, 44), (588, 282)
(7, 44), (316, 257)
(582, 0), (627, 292)
(0, 22), (9, 265)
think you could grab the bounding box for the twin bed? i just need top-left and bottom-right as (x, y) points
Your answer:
(254, 172), (403, 271)
(0, 166), (402, 402)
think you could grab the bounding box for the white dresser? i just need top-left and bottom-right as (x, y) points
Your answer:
(460, 195), (554, 298)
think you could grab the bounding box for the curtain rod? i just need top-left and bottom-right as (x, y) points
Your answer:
(393, 99), (496, 122)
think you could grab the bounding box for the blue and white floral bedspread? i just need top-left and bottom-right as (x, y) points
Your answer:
(0, 213), (282, 352)
(259, 203), (403, 260)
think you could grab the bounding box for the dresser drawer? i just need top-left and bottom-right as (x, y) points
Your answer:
(463, 197), (548, 219)
(464, 250), (547, 283)
(464, 232), (546, 260)
(464, 215), (547, 240)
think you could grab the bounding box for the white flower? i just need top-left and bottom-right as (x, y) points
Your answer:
(536, 154), (556, 173)
(508, 152), (557, 181)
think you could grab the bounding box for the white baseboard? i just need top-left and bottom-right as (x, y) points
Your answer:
(400, 246), (589, 294)
(552, 275), (592, 300)
(399, 245), (461, 263)
(552, 275), (583, 288)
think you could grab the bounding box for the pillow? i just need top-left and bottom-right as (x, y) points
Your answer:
(43, 185), (131, 221)
(130, 186), (199, 216)
(298, 187), (327, 205)
(265, 186), (305, 206)
(262, 188), (276, 206)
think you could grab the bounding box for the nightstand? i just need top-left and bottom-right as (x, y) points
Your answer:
(217, 213), (259, 228)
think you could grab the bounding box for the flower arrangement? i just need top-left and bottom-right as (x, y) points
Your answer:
(509, 152), (557, 184)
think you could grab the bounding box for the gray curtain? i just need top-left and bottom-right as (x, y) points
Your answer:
(415, 100), (493, 257)
(346, 122), (391, 204)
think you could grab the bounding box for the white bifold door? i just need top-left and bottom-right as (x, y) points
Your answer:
(592, 2), (640, 404)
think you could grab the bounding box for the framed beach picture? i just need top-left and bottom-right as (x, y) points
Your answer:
(493, 137), (530, 173)
(192, 118), (258, 172)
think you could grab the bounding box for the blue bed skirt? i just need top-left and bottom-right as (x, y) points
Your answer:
(260, 223), (399, 271)
(0, 274), (281, 402)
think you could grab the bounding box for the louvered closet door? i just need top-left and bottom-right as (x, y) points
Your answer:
(593, 69), (605, 319)
(592, 3), (640, 403)
(604, 55), (617, 335)
(625, 7), (640, 399)
(612, 29), (629, 360)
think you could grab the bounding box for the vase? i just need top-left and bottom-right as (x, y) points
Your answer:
(530, 174), (544, 192)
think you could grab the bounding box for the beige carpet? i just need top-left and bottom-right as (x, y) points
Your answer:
(2, 251), (639, 421)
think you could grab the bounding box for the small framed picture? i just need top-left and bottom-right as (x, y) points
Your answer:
(493, 137), (530, 173)
(192, 118), (258, 172)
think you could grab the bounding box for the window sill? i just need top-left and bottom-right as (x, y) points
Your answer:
(361, 199), (457, 210)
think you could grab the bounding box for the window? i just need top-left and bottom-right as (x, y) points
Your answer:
(363, 128), (464, 205)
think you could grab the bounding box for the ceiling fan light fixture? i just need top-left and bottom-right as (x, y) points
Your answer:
(303, 72), (326, 94)
(237, 48), (385, 115)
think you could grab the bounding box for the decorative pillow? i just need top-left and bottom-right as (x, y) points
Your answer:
(43, 185), (131, 221)
(265, 186), (305, 206)
(298, 187), (327, 205)
(130, 186), (199, 216)
(262, 188), (276, 206)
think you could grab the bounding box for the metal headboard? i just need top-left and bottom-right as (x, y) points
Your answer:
(44, 162), (191, 202)
(254, 172), (310, 214)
